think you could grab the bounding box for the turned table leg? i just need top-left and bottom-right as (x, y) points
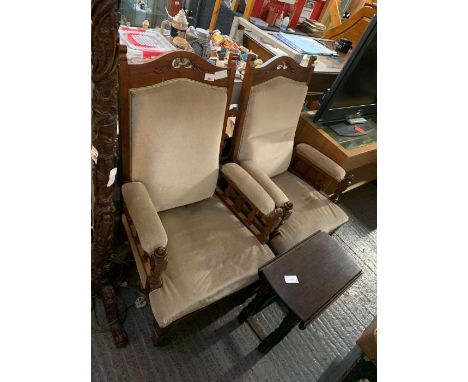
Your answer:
(258, 312), (300, 354)
(238, 280), (276, 323)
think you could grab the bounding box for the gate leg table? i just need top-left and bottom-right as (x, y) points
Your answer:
(239, 231), (362, 354)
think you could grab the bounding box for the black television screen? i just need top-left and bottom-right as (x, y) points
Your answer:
(313, 17), (377, 124)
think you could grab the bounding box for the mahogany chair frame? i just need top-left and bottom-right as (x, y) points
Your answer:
(230, 55), (353, 222)
(118, 48), (281, 344)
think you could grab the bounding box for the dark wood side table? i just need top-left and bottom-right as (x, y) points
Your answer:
(239, 231), (362, 353)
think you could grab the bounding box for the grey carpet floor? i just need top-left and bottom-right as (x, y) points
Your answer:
(92, 183), (377, 382)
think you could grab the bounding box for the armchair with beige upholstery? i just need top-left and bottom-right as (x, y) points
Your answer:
(118, 48), (281, 344)
(230, 56), (354, 255)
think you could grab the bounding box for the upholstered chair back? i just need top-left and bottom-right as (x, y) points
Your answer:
(130, 79), (227, 211)
(119, 49), (234, 212)
(237, 77), (307, 177)
(232, 56), (314, 178)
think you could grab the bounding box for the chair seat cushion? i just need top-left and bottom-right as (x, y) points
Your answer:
(149, 196), (275, 328)
(269, 171), (348, 255)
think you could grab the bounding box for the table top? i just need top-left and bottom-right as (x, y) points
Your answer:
(321, 123), (377, 149)
(260, 232), (362, 324)
(244, 31), (348, 74)
(299, 113), (377, 154)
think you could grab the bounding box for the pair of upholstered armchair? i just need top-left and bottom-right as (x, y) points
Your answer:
(118, 48), (351, 345)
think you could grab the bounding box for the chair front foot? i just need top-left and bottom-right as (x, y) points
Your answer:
(151, 320), (170, 346)
(151, 333), (165, 346)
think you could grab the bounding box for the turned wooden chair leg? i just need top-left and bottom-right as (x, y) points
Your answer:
(330, 173), (354, 203)
(271, 202), (294, 240)
(281, 201), (293, 223)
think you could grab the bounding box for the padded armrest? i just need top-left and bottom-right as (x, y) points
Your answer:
(295, 143), (346, 182)
(122, 182), (168, 254)
(240, 161), (290, 208)
(221, 163), (275, 216)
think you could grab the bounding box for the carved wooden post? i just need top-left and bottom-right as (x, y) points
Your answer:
(91, 0), (128, 347)
(329, 173), (354, 204)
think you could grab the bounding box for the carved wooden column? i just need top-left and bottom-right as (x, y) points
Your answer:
(91, 0), (128, 347)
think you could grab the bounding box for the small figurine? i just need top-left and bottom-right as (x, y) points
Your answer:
(161, 8), (189, 37)
(142, 19), (149, 30)
(170, 9), (189, 37)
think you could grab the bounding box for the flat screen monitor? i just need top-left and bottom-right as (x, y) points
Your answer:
(313, 17), (377, 125)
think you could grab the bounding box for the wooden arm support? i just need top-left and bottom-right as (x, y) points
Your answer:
(238, 161), (293, 227)
(147, 246), (168, 292)
(289, 152), (353, 203)
(280, 201), (294, 224)
(217, 173), (283, 244)
(329, 173), (354, 204)
(123, 208), (169, 294)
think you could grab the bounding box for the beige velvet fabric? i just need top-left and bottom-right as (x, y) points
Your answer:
(240, 160), (289, 207)
(130, 79), (227, 212)
(122, 182), (168, 254)
(295, 143), (346, 182)
(237, 76), (308, 177)
(221, 163), (275, 216)
(149, 196), (275, 328)
(269, 171), (348, 255)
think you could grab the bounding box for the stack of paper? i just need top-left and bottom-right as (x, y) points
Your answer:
(274, 32), (337, 56)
